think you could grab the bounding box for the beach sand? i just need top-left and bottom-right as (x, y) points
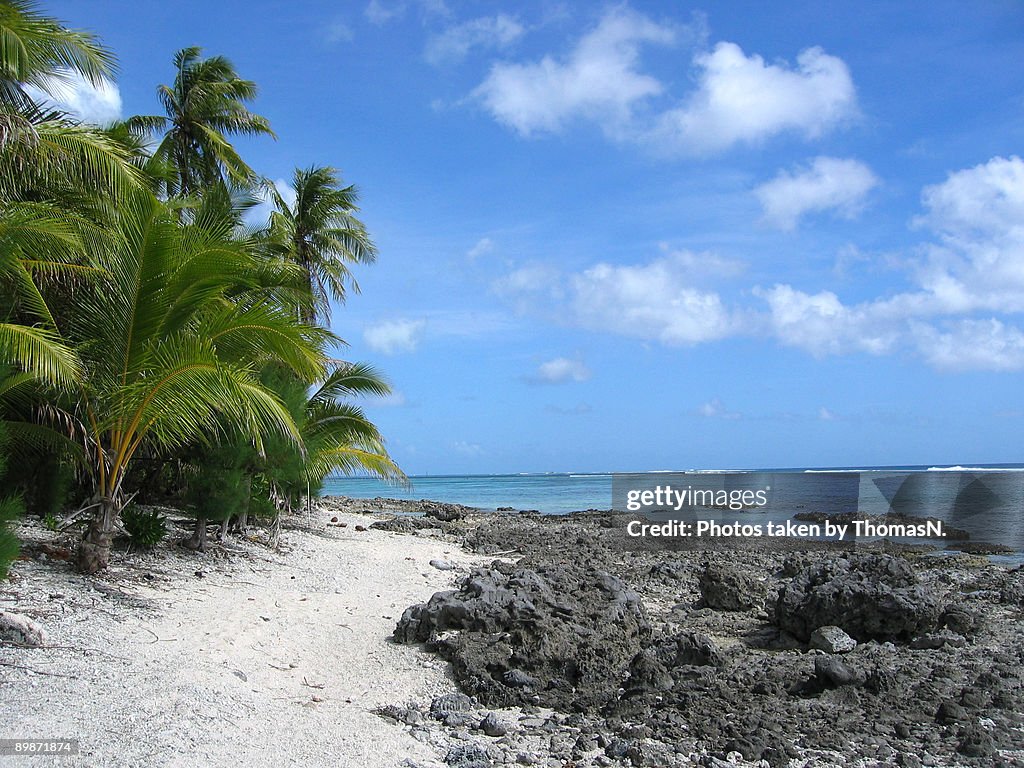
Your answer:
(0, 511), (484, 768)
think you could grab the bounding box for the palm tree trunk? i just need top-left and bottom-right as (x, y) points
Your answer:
(77, 497), (118, 574)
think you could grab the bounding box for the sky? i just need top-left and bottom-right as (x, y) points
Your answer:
(44, 1), (1024, 474)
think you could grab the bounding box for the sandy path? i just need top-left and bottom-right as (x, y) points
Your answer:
(0, 512), (482, 767)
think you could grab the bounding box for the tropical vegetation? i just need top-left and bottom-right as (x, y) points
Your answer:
(0, 1), (403, 575)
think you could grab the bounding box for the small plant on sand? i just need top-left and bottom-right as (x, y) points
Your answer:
(43, 512), (60, 531)
(122, 507), (168, 550)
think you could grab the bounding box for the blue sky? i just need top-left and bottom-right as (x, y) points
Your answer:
(48, 1), (1024, 473)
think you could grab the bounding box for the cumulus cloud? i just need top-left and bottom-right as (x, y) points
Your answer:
(912, 319), (1024, 372)
(426, 14), (524, 66)
(755, 157), (879, 230)
(757, 156), (1024, 370)
(532, 357), (591, 384)
(471, 8), (856, 155)
(363, 318), (427, 354)
(570, 252), (737, 345)
(26, 70), (121, 125)
(473, 6), (674, 136)
(491, 157), (1024, 372)
(654, 43), (857, 153)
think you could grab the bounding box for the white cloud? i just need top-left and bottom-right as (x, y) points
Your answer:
(363, 318), (427, 354)
(654, 43), (857, 153)
(490, 157), (1024, 372)
(818, 406), (837, 421)
(755, 284), (900, 357)
(755, 157), (879, 230)
(466, 237), (495, 260)
(912, 319), (1024, 372)
(26, 70), (121, 125)
(570, 252), (736, 345)
(426, 14), (524, 66)
(913, 155), (1024, 315)
(698, 398), (741, 419)
(533, 357), (591, 384)
(471, 10), (857, 155)
(756, 156), (1024, 370)
(473, 6), (674, 136)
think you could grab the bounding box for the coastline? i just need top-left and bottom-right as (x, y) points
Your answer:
(2, 499), (1023, 767)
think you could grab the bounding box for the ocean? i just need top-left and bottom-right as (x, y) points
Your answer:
(321, 465), (1024, 516)
(321, 465), (1024, 559)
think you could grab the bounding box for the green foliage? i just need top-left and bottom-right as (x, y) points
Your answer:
(0, 494), (21, 580)
(121, 506), (167, 549)
(0, 422), (21, 579)
(131, 46), (274, 198)
(184, 433), (254, 523)
(266, 166), (377, 324)
(0, 9), (404, 571)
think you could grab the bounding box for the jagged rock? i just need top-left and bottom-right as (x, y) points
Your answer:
(699, 562), (763, 611)
(909, 630), (966, 650)
(479, 712), (507, 737)
(814, 655), (865, 688)
(395, 563), (650, 710)
(775, 554), (942, 642)
(422, 501), (472, 522)
(957, 724), (997, 757)
(625, 631), (724, 695)
(809, 625), (857, 654)
(0, 612), (47, 647)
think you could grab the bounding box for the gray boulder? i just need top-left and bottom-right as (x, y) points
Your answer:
(699, 562), (764, 611)
(775, 554), (941, 642)
(809, 625), (857, 653)
(395, 562), (650, 710)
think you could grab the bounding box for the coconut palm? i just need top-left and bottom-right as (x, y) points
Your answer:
(266, 166), (377, 324)
(131, 47), (274, 199)
(0, 0), (116, 112)
(301, 362), (404, 489)
(57, 188), (332, 572)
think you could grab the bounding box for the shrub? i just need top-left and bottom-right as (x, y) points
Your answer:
(122, 506), (168, 549)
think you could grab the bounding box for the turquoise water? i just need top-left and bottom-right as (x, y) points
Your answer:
(321, 473), (614, 515)
(323, 467), (1024, 560)
(321, 464), (1024, 517)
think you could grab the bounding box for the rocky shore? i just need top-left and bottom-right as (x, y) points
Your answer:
(320, 496), (1024, 768)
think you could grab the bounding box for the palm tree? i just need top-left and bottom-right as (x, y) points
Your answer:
(266, 166), (377, 324)
(131, 47), (275, 199)
(56, 188), (332, 572)
(301, 362), (404, 489)
(0, 0), (116, 112)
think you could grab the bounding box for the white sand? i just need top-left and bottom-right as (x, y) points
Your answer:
(0, 511), (486, 767)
